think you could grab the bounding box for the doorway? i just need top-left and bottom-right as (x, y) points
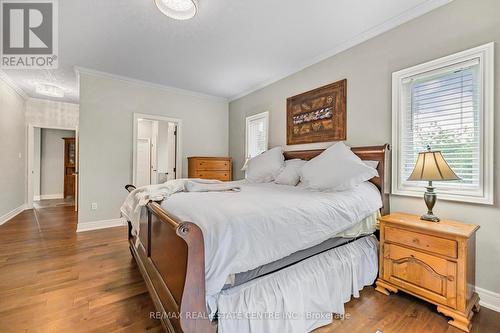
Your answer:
(133, 114), (181, 187)
(27, 125), (78, 211)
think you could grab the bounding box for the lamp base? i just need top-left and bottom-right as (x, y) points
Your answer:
(420, 213), (440, 222)
(421, 181), (440, 223)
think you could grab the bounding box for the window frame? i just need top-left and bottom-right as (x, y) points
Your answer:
(245, 111), (269, 159)
(392, 43), (494, 205)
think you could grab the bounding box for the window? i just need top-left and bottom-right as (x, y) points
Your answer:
(392, 43), (494, 204)
(245, 111), (269, 158)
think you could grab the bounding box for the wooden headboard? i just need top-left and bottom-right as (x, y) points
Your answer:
(283, 144), (391, 215)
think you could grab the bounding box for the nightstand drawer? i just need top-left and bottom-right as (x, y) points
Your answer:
(383, 243), (457, 308)
(385, 226), (457, 258)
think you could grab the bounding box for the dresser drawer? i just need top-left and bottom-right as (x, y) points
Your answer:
(194, 170), (231, 181)
(385, 226), (457, 258)
(195, 159), (230, 171)
(383, 243), (457, 308)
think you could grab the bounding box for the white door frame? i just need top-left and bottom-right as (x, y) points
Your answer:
(26, 124), (78, 209)
(132, 113), (182, 186)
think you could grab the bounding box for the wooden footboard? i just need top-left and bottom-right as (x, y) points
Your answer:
(126, 194), (214, 333)
(126, 144), (390, 333)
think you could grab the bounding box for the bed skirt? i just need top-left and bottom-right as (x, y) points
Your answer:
(216, 235), (379, 333)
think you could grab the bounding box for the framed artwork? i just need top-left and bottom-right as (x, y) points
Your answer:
(286, 79), (346, 145)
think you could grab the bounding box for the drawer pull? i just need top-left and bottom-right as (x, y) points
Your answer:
(412, 238), (420, 244)
(447, 275), (455, 282)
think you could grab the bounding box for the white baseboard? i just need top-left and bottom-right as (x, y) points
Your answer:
(476, 287), (500, 313)
(76, 218), (127, 233)
(39, 194), (64, 200)
(0, 204), (28, 225)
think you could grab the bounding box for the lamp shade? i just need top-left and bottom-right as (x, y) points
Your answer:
(407, 150), (460, 181)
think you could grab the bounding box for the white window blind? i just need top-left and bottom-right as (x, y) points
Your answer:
(401, 60), (480, 189)
(246, 112), (269, 158)
(392, 43), (494, 204)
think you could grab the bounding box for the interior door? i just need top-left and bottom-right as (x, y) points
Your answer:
(136, 138), (152, 187)
(150, 125), (158, 185)
(166, 123), (177, 181)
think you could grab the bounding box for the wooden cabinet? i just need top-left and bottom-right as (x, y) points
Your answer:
(63, 138), (76, 198)
(188, 157), (232, 181)
(376, 213), (480, 332)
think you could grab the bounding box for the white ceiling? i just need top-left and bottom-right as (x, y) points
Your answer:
(2, 0), (451, 103)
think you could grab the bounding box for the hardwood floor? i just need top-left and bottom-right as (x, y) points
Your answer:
(1, 206), (499, 333)
(0, 207), (161, 333)
(313, 288), (499, 333)
(33, 198), (75, 209)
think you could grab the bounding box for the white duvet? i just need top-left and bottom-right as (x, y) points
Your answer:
(159, 180), (382, 316)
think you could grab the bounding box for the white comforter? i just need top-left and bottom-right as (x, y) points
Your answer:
(159, 180), (382, 316)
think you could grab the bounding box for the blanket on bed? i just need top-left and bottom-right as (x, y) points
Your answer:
(159, 181), (383, 318)
(120, 179), (241, 235)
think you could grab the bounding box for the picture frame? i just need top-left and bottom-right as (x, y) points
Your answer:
(286, 79), (347, 145)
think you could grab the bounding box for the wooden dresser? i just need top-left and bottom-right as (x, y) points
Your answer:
(188, 157), (232, 181)
(376, 213), (480, 332)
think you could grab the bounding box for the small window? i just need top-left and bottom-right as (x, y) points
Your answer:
(392, 43), (494, 204)
(245, 111), (269, 159)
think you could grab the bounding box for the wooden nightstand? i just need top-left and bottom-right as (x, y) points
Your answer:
(375, 212), (480, 332)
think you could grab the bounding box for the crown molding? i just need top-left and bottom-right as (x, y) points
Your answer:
(0, 70), (29, 99)
(229, 0), (453, 102)
(74, 66), (228, 103)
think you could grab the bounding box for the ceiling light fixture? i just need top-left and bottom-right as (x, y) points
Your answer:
(155, 0), (198, 20)
(35, 83), (65, 98)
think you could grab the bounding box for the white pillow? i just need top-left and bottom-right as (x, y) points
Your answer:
(245, 147), (285, 183)
(300, 142), (378, 191)
(363, 160), (379, 170)
(274, 159), (307, 186)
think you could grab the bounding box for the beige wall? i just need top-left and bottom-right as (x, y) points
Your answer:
(0, 79), (26, 219)
(229, 0), (500, 294)
(78, 72), (228, 225)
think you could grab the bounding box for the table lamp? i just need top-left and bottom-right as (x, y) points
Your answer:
(407, 146), (460, 222)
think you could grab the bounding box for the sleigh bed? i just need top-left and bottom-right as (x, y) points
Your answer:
(125, 145), (390, 333)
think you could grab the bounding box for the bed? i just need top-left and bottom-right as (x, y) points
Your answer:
(124, 145), (390, 333)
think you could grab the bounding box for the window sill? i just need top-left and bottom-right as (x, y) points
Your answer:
(392, 188), (494, 206)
